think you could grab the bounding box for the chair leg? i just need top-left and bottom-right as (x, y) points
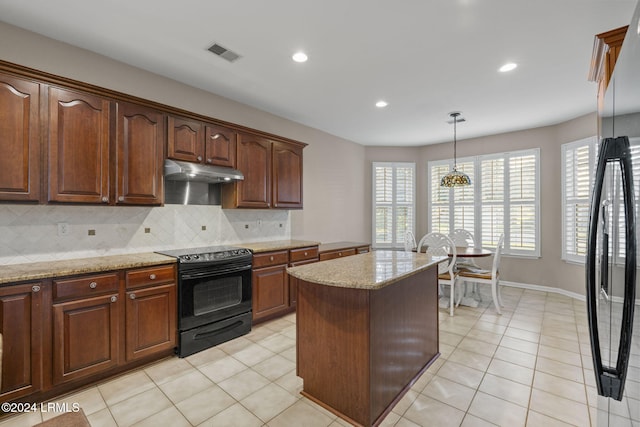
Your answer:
(449, 282), (455, 316)
(491, 279), (502, 315)
(496, 280), (504, 307)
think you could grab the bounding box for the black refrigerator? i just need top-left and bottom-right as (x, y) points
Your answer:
(586, 2), (640, 425)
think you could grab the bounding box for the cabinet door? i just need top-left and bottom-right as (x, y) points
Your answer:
(0, 282), (43, 402)
(48, 87), (111, 203)
(229, 133), (271, 208)
(116, 102), (165, 205)
(125, 283), (176, 362)
(272, 141), (303, 208)
(167, 116), (204, 163)
(52, 293), (119, 385)
(252, 264), (288, 321)
(0, 75), (41, 202)
(205, 124), (236, 167)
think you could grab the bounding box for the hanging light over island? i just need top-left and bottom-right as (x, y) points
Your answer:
(441, 112), (471, 187)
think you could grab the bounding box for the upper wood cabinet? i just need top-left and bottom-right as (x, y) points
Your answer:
(167, 117), (237, 167)
(589, 26), (628, 109)
(205, 124), (236, 168)
(223, 133), (272, 208)
(222, 134), (304, 209)
(272, 141), (303, 209)
(116, 102), (165, 205)
(47, 87), (111, 204)
(0, 74), (41, 202)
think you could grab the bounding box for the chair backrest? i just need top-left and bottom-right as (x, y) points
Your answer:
(450, 229), (476, 248)
(404, 231), (417, 252)
(417, 232), (456, 275)
(492, 234), (505, 276)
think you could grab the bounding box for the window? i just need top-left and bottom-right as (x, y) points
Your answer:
(373, 162), (415, 248)
(562, 136), (640, 263)
(561, 137), (597, 263)
(428, 148), (540, 256)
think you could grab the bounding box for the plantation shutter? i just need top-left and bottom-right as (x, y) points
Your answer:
(373, 162), (415, 248)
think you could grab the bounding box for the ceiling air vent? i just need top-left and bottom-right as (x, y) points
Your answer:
(207, 43), (241, 63)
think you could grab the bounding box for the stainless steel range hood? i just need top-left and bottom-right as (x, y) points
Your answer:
(164, 159), (244, 183)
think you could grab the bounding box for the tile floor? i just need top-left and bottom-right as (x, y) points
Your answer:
(0, 286), (627, 426)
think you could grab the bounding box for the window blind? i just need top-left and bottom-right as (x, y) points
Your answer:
(373, 162), (416, 248)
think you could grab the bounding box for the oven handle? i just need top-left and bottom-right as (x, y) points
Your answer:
(181, 264), (252, 280)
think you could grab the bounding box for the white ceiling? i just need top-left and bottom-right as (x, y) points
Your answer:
(0, 0), (636, 146)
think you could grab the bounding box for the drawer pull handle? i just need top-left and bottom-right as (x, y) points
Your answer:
(130, 293), (136, 300)
(32, 285), (41, 293)
(111, 295), (118, 303)
(149, 274), (157, 280)
(304, 252), (308, 256)
(338, 252), (342, 256)
(101, 196), (108, 203)
(197, 155), (203, 161)
(89, 282), (97, 289)
(270, 256), (274, 261)
(118, 196), (125, 202)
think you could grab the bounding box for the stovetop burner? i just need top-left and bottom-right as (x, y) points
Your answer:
(156, 245), (252, 263)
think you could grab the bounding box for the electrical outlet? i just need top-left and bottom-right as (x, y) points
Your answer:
(57, 222), (70, 236)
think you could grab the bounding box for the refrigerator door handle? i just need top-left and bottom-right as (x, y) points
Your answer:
(586, 136), (637, 401)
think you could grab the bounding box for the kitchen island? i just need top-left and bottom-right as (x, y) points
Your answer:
(287, 250), (442, 427)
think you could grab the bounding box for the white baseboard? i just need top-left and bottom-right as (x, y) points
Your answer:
(500, 280), (586, 301)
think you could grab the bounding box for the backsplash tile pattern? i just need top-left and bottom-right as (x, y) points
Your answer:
(0, 205), (290, 265)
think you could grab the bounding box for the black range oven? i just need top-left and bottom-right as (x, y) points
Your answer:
(156, 246), (252, 357)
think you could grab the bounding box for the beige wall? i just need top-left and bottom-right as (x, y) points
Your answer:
(365, 114), (597, 295)
(1, 21), (599, 295)
(0, 21), (369, 245)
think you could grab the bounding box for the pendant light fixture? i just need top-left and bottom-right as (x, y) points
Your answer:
(440, 112), (471, 187)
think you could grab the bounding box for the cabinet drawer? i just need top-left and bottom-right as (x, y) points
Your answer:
(289, 246), (319, 263)
(319, 248), (357, 261)
(126, 265), (175, 290)
(53, 272), (119, 301)
(253, 250), (289, 268)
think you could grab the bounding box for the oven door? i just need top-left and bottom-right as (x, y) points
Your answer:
(179, 261), (252, 332)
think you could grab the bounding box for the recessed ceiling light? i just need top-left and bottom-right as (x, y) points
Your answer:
(292, 52), (308, 63)
(499, 62), (518, 72)
(375, 100), (388, 108)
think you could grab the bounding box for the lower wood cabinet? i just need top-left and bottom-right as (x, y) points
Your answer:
(0, 282), (44, 402)
(125, 282), (176, 362)
(52, 292), (120, 385)
(0, 262), (177, 404)
(252, 246), (318, 323)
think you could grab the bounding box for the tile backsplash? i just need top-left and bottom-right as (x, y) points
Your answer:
(0, 204), (290, 265)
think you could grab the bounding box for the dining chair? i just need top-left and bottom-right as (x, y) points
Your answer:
(417, 232), (458, 316)
(404, 231), (417, 252)
(449, 229), (480, 267)
(458, 234), (504, 314)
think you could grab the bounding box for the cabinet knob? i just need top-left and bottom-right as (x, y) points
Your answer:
(338, 252), (342, 256)
(118, 196), (125, 202)
(130, 293), (136, 300)
(149, 274), (157, 280)
(269, 256), (274, 261)
(206, 158), (213, 164)
(197, 155), (203, 161)
(101, 196), (109, 203)
(111, 295), (118, 303)
(304, 252), (308, 256)
(32, 285), (41, 293)
(89, 281), (97, 289)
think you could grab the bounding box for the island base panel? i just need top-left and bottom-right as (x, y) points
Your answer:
(296, 266), (439, 427)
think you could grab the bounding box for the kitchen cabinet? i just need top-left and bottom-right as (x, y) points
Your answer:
(223, 133), (272, 208)
(272, 141), (303, 208)
(51, 272), (120, 385)
(222, 134), (305, 209)
(115, 102), (165, 205)
(590, 26), (628, 111)
(124, 265), (176, 362)
(252, 246), (318, 322)
(167, 117), (237, 167)
(252, 250), (289, 322)
(47, 87), (111, 204)
(0, 282), (44, 402)
(0, 73), (41, 202)
(318, 242), (370, 261)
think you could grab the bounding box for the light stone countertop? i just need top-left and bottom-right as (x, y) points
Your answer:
(287, 250), (445, 290)
(239, 239), (321, 253)
(0, 253), (176, 285)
